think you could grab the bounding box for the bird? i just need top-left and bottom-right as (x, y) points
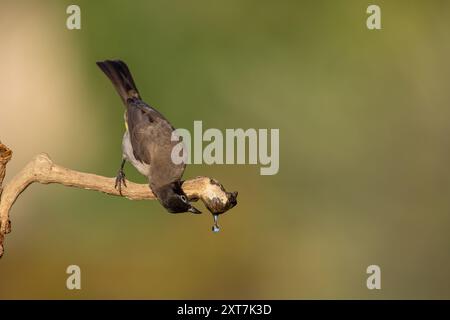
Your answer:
(96, 59), (201, 214)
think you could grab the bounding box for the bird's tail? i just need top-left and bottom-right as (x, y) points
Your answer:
(96, 60), (140, 105)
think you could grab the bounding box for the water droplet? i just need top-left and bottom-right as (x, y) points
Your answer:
(212, 214), (220, 233)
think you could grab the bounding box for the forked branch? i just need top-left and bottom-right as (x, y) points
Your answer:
(0, 141), (237, 258)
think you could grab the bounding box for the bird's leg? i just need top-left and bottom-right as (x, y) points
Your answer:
(115, 159), (127, 195)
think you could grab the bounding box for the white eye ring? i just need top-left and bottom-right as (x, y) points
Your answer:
(180, 195), (187, 203)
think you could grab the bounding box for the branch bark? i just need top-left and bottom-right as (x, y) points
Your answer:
(0, 141), (237, 258)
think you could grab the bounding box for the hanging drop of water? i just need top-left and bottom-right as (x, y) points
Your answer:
(212, 214), (220, 233)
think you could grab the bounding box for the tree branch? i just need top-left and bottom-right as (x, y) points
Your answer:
(0, 141), (237, 258)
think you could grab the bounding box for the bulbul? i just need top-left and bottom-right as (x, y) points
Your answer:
(96, 59), (201, 214)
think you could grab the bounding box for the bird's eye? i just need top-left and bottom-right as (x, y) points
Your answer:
(180, 195), (187, 203)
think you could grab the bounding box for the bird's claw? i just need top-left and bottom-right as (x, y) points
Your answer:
(115, 170), (127, 195)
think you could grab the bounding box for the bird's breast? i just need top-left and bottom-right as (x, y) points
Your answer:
(122, 131), (151, 177)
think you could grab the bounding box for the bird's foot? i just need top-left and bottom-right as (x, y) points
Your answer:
(115, 169), (127, 195)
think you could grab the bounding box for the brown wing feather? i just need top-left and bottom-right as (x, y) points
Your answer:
(126, 98), (175, 165)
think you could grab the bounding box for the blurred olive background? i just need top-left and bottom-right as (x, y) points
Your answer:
(1, 0), (450, 299)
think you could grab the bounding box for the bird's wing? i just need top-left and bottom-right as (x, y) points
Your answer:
(126, 98), (176, 166)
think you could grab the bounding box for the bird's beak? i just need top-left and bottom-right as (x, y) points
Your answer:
(188, 206), (202, 214)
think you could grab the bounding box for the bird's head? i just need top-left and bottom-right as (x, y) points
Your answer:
(153, 181), (201, 214)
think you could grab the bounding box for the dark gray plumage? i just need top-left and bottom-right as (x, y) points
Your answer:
(96, 60), (201, 214)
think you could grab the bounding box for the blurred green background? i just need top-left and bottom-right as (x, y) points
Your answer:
(1, 0), (450, 299)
